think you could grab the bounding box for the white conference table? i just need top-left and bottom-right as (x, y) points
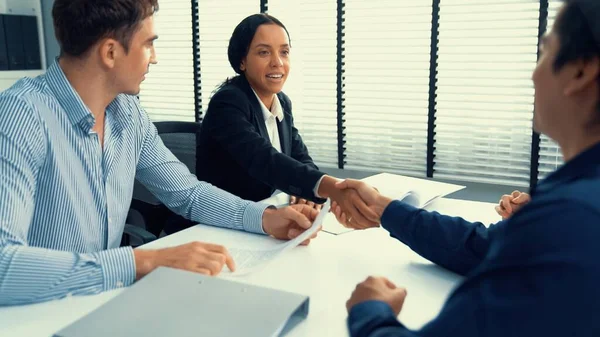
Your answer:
(0, 197), (500, 337)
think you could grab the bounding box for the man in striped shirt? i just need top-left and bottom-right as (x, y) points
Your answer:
(0, 0), (341, 305)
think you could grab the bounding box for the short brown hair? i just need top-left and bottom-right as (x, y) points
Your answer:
(52, 0), (159, 57)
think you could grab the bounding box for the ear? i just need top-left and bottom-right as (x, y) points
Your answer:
(564, 57), (600, 96)
(97, 38), (120, 69)
(240, 58), (246, 72)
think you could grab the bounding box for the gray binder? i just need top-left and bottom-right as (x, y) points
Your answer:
(54, 267), (310, 337)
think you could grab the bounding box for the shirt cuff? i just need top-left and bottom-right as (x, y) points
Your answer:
(313, 175), (326, 198)
(348, 300), (400, 337)
(349, 300), (396, 321)
(93, 246), (136, 291)
(380, 200), (419, 231)
(242, 201), (270, 235)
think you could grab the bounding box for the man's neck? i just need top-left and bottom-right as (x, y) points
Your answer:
(58, 57), (116, 121)
(559, 127), (600, 162)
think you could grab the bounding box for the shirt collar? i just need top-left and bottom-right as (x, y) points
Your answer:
(534, 141), (600, 195)
(44, 58), (132, 132)
(45, 58), (95, 130)
(251, 88), (284, 122)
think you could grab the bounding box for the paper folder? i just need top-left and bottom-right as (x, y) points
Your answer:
(54, 267), (310, 337)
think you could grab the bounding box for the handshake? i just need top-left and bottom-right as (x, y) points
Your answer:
(319, 176), (532, 227)
(315, 176), (393, 229)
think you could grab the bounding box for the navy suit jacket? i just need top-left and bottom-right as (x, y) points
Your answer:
(348, 142), (600, 337)
(197, 76), (325, 203)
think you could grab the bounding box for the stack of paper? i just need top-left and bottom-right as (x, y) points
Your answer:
(362, 173), (465, 207)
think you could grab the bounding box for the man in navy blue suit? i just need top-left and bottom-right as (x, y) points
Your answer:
(334, 0), (600, 336)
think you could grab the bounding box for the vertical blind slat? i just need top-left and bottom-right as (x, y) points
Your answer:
(139, 0), (195, 122)
(264, 0), (339, 168)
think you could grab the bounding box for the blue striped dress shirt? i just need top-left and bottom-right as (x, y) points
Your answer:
(0, 61), (268, 306)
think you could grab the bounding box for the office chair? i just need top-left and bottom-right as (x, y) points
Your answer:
(122, 121), (202, 247)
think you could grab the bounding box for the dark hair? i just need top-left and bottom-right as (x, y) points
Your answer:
(52, 0), (159, 57)
(553, 0), (600, 112)
(214, 14), (291, 91)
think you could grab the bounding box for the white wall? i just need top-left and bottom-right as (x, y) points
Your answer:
(0, 0), (47, 91)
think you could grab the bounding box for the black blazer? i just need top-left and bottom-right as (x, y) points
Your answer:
(197, 76), (326, 203)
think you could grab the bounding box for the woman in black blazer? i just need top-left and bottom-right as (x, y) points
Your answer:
(197, 14), (330, 207)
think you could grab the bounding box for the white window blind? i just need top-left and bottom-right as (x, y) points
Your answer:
(343, 0), (432, 176)
(139, 0), (195, 121)
(433, 0), (540, 187)
(538, 0), (564, 180)
(197, 0), (258, 116)
(267, 0), (339, 168)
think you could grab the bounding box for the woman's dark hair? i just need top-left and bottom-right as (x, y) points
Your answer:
(554, 0), (600, 112)
(215, 13), (291, 91)
(53, 0), (159, 57)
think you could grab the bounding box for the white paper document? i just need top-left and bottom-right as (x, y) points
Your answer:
(226, 200), (331, 275)
(362, 173), (465, 208)
(262, 190), (290, 208)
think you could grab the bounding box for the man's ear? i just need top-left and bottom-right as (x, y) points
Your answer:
(240, 58), (246, 72)
(97, 38), (121, 69)
(564, 56), (600, 96)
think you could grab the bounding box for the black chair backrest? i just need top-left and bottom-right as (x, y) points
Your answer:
(155, 121), (201, 174)
(129, 121), (202, 236)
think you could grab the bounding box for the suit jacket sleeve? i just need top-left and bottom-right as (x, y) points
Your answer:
(203, 88), (325, 202)
(381, 201), (498, 276)
(349, 200), (600, 337)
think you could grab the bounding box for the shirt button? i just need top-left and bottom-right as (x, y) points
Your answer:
(116, 281), (124, 288)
